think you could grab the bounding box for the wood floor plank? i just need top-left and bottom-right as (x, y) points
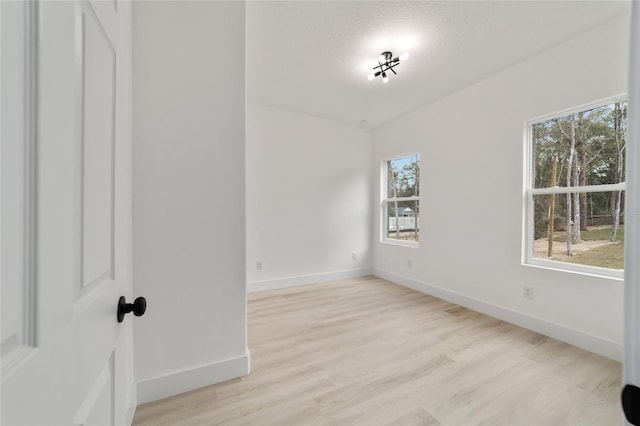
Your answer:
(133, 276), (622, 425)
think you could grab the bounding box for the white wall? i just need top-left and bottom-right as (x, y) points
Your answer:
(132, 1), (247, 403)
(373, 16), (629, 360)
(246, 105), (372, 291)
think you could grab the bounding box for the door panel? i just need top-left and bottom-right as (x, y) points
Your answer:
(0, 0), (37, 373)
(80, 0), (116, 291)
(1, 1), (133, 424)
(73, 354), (114, 426)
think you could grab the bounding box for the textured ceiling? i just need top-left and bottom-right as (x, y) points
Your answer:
(247, 1), (630, 128)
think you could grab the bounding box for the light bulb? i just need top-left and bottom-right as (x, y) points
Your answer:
(368, 73), (375, 81)
(382, 73), (389, 83)
(399, 52), (410, 61)
(378, 54), (387, 64)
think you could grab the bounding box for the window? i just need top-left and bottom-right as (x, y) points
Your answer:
(524, 98), (626, 277)
(382, 153), (420, 246)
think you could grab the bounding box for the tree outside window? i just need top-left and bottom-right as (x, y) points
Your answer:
(382, 153), (420, 246)
(526, 98), (626, 276)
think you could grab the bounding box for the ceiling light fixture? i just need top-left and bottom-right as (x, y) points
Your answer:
(367, 51), (409, 83)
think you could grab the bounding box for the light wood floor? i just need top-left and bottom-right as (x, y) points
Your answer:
(133, 276), (622, 425)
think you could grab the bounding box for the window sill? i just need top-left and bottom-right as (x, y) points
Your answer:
(380, 239), (419, 249)
(523, 258), (623, 281)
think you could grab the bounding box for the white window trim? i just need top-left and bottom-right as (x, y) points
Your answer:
(380, 154), (420, 248)
(522, 95), (627, 280)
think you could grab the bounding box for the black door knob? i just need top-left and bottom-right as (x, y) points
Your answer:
(117, 296), (147, 323)
(622, 384), (640, 425)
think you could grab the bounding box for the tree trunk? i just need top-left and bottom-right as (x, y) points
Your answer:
(576, 112), (588, 232)
(572, 163), (581, 243)
(579, 156), (588, 231)
(572, 115), (581, 243)
(414, 163), (419, 239)
(566, 191), (572, 256)
(611, 102), (624, 241)
(548, 155), (558, 257)
(612, 190), (622, 241)
(391, 171), (400, 238)
(566, 117), (576, 255)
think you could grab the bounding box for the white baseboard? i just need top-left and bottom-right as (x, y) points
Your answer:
(247, 267), (372, 292)
(136, 350), (250, 405)
(373, 269), (622, 361)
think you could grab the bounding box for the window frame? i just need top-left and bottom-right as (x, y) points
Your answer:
(522, 95), (626, 280)
(380, 153), (420, 248)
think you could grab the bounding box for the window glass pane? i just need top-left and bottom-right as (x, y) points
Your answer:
(531, 192), (624, 270)
(386, 154), (420, 198)
(532, 101), (627, 189)
(386, 200), (419, 242)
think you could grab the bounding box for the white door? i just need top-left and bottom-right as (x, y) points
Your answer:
(1, 1), (135, 424)
(624, 3), (640, 425)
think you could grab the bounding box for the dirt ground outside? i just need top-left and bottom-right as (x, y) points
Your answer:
(387, 231), (419, 242)
(533, 228), (618, 261)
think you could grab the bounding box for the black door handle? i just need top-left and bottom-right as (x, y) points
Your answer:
(622, 384), (640, 425)
(117, 296), (147, 323)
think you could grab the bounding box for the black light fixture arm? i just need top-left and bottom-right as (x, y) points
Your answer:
(372, 62), (399, 73)
(368, 50), (408, 82)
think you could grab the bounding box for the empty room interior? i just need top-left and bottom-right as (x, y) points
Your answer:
(131, 1), (633, 424)
(3, 0), (640, 425)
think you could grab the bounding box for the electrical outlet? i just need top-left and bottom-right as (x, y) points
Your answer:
(407, 259), (413, 268)
(523, 286), (534, 299)
(352, 252), (357, 261)
(256, 261), (262, 271)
